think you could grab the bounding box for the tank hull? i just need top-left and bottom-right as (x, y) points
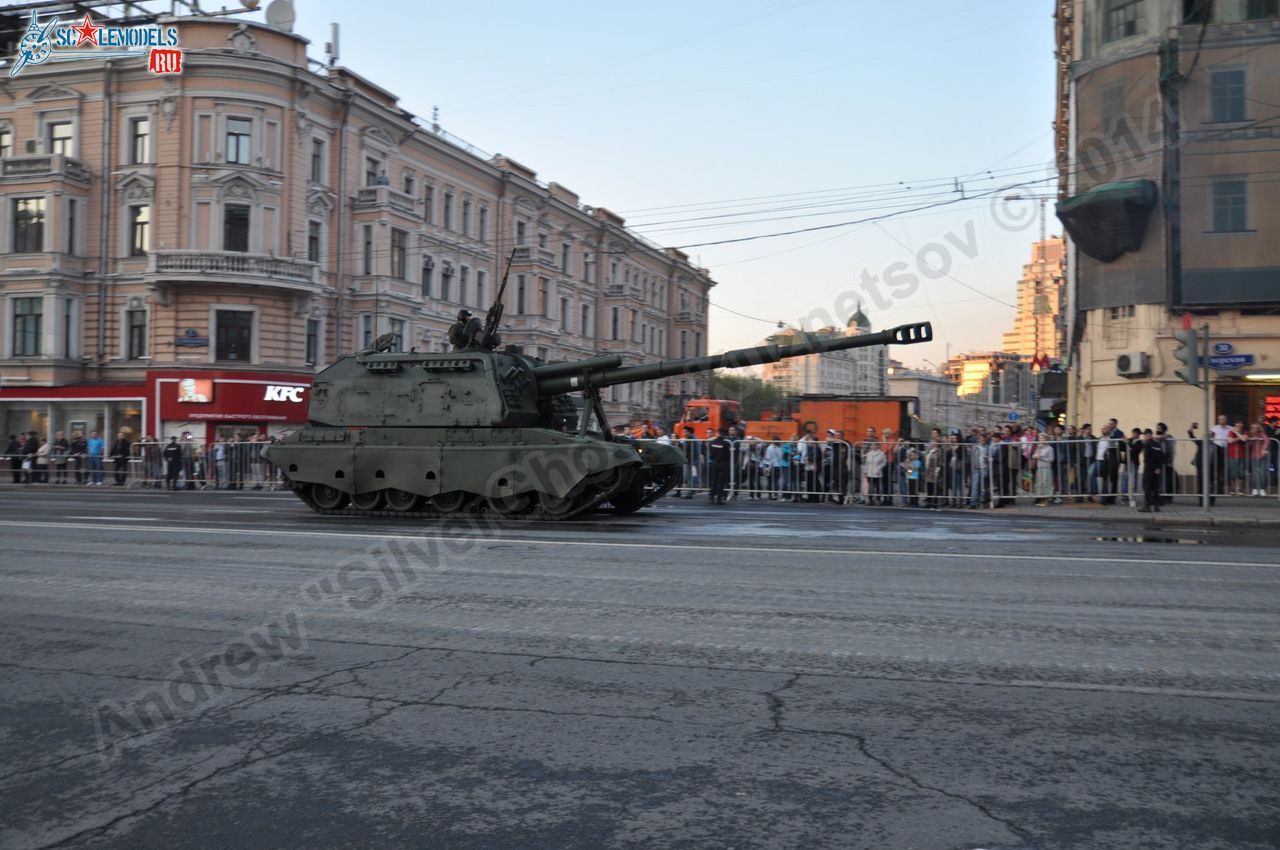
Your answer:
(265, 428), (683, 520)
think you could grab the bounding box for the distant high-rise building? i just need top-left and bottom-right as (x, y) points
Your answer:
(1002, 238), (1066, 362)
(762, 308), (887, 396)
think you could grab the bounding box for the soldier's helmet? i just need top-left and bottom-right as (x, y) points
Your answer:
(457, 309), (472, 321)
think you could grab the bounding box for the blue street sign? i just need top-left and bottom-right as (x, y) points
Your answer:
(1213, 342), (1234, 355)
(1007, 411), (1019, 421)
(1204, 354), (1254, 370)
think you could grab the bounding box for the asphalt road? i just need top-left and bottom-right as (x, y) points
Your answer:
(1, 485), (1278, 850)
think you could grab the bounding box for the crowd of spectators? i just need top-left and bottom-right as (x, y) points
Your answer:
(5, 431), (282, 490)
(661, 414), (1280, 510)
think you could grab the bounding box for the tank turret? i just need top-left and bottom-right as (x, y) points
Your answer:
(267, 279), (932, 520)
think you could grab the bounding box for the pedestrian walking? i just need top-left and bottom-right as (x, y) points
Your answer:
(1137, 429), (1165, 513)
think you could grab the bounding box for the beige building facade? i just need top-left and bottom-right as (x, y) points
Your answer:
(1058, 0), (1280, 432)
(0, 8), (713, 440)
(761, 310), (888, 397)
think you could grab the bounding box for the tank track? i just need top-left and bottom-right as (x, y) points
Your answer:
(607, 466), (681, 513)
(288, 467), (636, 523)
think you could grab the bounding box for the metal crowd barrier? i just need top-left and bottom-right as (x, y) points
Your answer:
(665, 436), (1280, 507)
(124, 440), (284, 490)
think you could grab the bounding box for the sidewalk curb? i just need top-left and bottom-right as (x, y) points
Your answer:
(933, 506), (1280, 528)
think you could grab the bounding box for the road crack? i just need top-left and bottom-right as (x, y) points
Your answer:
(782, 725), (1034, 844)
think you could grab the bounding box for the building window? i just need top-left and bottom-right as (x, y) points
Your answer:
(475, 271), (485, 307)
(223, 204), (250, 253)
(1212, 179), (1247, 232)
(630, 309), (638, 342)
(215, 310), (254, 362)
(424, 186), (434, 224)
(611, 307), (620, 340)
(388, 318), (405, 352)
(1246, 0), (1279, 18)
(307, 220), (321, 264)
(441, 266), (453, 302)
(63, 298), (74, 359)
(461, 199), (471, 236)
(516, 275), (526, 313)
(0, 128), (12, 158)
(129, 205), (151, 256)
(306, 318), (319, 366)
(365, 157), (381, 187)
(1103, 0), (1145, 43)
(583, 250), (594, 282)
(478, 207), (488, 242)
(48, 122), (73, 156)
(516, 220), (527, 245)
(66, 198), (77, 255)
(12, 198), (45, 253)
(443, 192), (454, 230)
(129, 117), (149, 165)
(694, 332), (702, 356)
(1211, 69), (1246, 123)
(561, 243), (571, 274)
(421, 257), (434, 298)
(126, 309), (147, 359)
(390, 227), (407, 279)
(403, 174), (415, 197)
(538, 278), (548, 317)
(362, 225), (374, 275)
(12, 297), (42, 356)
(459, 266), (469, 305)
(561, 297), (570, 331)
(361, 315), (373, 348)
(310, 139), (325, 183)
(1100, 81), (1126, 137)
(225, 117), (252, 164)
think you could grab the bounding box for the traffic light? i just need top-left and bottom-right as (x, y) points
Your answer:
(1172, 327), (1200, 386)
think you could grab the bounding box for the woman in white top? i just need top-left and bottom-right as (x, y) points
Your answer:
(862, 440), (887, 506)
(1033, 432), (1055, 505)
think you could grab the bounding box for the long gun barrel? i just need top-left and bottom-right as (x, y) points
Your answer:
(536, 321), (932, 396)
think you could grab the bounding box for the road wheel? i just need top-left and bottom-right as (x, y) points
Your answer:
(350, 490), (385, 512)
(431, 491), (471, 513)
(385, 489), (422, 513)
(311, 484), (349, 511)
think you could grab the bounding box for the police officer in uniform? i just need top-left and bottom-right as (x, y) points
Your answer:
(707, 427), (733, 505)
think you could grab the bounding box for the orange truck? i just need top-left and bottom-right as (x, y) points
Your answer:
(675, 395), (916, 441)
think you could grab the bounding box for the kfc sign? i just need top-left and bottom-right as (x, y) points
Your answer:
(263, 385), (306, 403)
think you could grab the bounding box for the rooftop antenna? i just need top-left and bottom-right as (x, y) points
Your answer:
(325, 23), (339, 66)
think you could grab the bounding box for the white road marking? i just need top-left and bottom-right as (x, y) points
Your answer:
(64, 516), (162, 522)
(0, 519), (1274, 569)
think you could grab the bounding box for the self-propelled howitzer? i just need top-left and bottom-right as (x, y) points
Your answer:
(265, 321), (932, 520)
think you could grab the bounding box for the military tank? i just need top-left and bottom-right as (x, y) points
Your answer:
(266, 286), (932, 520)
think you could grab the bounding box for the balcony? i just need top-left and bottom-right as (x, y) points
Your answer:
(148, 250), (319, 291)
(605, 283), (643, 300)
(674, 311), (704, 324)
(353, 186), (418, 217)
(1, 154), (91, 185)
(505, 314), (563, 335)
(511, 245), (558, 269)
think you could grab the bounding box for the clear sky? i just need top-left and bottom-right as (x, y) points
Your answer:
(268, 0), (1058, 368)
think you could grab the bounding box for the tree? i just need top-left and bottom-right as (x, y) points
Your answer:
(709, 371), (784, 420)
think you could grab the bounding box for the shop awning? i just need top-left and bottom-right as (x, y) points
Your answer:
(1055, 179), (1158, 262)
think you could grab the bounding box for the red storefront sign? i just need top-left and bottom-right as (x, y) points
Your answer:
(147, 370), (312, 433)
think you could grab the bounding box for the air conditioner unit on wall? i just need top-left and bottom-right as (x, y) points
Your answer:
(1115, 352), (1150, 378)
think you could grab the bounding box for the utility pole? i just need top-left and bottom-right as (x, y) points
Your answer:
(1201, 322), (1211, 511)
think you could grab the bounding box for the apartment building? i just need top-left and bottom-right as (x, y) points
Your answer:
(0, 5), (713, 441)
